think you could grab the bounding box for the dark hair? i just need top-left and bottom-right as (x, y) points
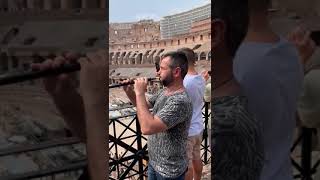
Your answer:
(213, 0), (249, 57)
(177, 47), (195, 65)
(161, 51), (188, 79)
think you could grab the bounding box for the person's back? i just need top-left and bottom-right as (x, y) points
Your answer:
(183, 74), (205, 136)
(233, 38), (303, 180)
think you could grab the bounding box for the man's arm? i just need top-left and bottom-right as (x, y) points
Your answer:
(78, 52), (109, 180)
(136, 93), (167, 135)
(84, 101), (108, 180)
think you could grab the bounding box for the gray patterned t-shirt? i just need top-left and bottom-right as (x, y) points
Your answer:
(148, 88), (192, 178)
(213, 96), (264, 180)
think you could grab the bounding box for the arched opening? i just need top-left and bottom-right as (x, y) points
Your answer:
(114, 52), (120, 64)
(200, 52), (206, 60)
(131, 53), (137, 64)
(136, 53), (143, 64)
(120, 52), (126, 64)
(109, 52), (114, 61)
(124, 52), (132, 64)
(194, 53), (199, 61)
(150, 50), (157, 64)
(208, 51), (211, 61)
(156, 49), (165, 56)
(142, 50), (151, 64)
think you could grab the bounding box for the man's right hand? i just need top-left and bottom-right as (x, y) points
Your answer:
(31, 52), (80, 97)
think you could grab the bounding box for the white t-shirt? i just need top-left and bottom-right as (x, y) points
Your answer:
(183, 74), (206, 136)
(233, 37), (303, 180)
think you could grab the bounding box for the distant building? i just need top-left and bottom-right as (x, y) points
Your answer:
(109, 20), (160, 44)
(160, 3), (211, 39)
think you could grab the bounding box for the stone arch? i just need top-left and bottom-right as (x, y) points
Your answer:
(136, 53), (143, 64)
(124, 51), (132, 64)
(149, 50), (157, 64)
(142, 50), (151, 64)
(114, 52), (120, 64)
(194, 52), (199, 61)
(109, 52), (114, 64)
(157, 49), (164, 56)
(131, 53), (137, 64)
(207, 51), (211, 61)
(120, 52), (126, 64)
(199, 52), (206, 60)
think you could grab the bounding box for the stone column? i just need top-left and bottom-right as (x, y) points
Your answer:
(44, 0), (52, 10)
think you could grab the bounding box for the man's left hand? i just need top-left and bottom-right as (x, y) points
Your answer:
(134, 77), (148, 96)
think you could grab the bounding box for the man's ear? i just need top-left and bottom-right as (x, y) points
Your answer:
(173, 67), (182, 78)
(212, 19), (225, 50)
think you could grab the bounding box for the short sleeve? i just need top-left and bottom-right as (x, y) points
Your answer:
(148, 89), (163, 107)
(156, 95), (192, 129)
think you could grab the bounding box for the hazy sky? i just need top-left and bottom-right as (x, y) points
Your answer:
(109, 0), (211, 23)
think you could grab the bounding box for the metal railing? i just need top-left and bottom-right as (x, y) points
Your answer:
(0, 102), (211, 180)
(108, 102), (211, 179)
(291, 127), (320, 180)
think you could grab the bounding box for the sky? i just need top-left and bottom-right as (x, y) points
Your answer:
(109, 0), (211, 23)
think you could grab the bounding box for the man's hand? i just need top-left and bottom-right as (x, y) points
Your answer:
(287, 26), (316, 65)
(134, 77), (148, 96)
(31, 52), (80, 97)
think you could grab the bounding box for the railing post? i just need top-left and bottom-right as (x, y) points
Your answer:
(203, 102), (209, 164)
(301, 127), (313, 180)
(135, 115), (145, 180)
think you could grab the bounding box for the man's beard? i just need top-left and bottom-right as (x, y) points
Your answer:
(161, 73), (174, 87)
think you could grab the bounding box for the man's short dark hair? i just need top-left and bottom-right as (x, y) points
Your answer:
(213, 0), (249, 57)
(161, 51), (188, 79)
(177, 47), (195, 66)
